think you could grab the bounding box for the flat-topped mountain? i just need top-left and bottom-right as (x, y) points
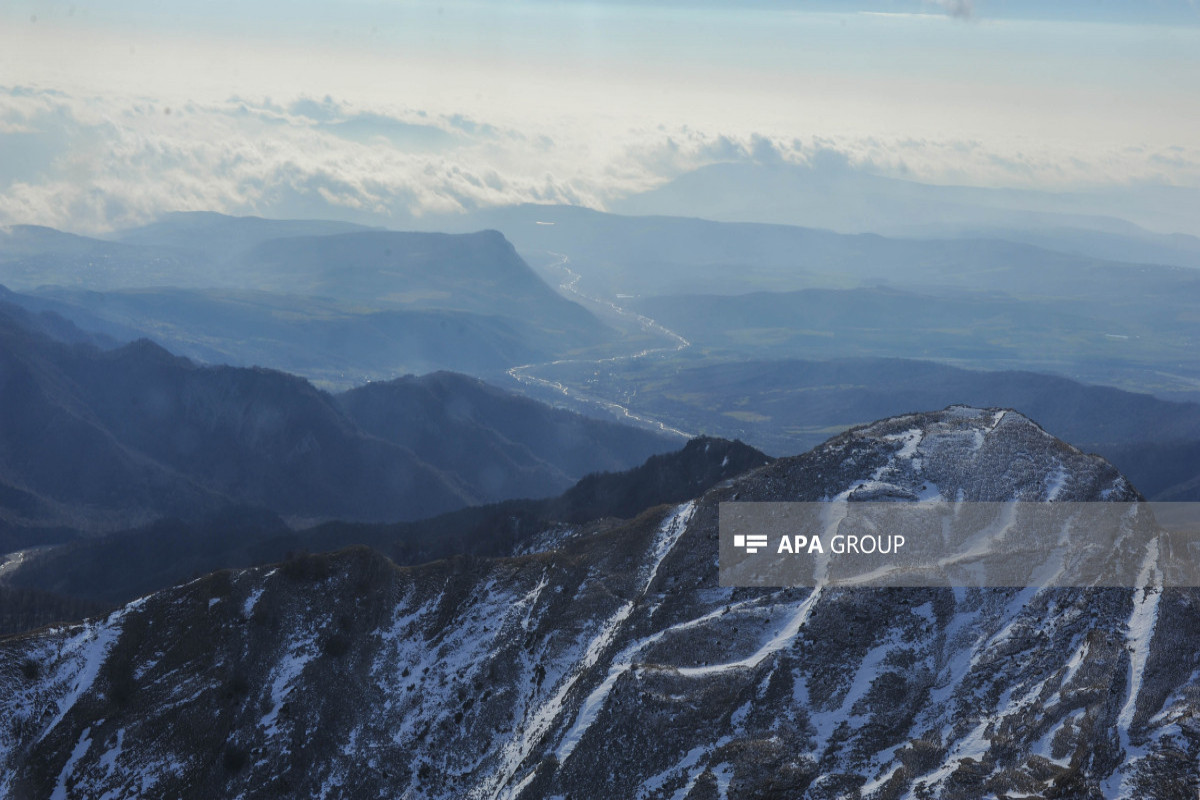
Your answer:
(1, 216), (616, 384)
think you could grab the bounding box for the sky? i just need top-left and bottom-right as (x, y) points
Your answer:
(1, 0), (1198, 233)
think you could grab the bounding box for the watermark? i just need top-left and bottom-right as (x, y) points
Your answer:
(733, 534), (769, 554)
(719, 501), (1200, 588)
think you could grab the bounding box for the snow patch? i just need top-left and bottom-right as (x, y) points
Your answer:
(51, 727), (92, 800)
(36, 614), (127, 743)
(242, 586), (266, 617)
(260, 634), (320, 737)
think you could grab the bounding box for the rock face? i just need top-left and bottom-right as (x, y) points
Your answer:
(2, 407), (1196, 799)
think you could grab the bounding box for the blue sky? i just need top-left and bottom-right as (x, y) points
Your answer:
(1, 1), (1198, 232)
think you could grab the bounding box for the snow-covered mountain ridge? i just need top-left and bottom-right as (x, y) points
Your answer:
(1, 407), (1195, 799)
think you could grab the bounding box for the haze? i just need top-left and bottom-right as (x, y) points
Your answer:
(2, 0), (1199, 234)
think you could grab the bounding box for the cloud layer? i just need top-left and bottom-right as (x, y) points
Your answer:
(2, 85), (1199, 235)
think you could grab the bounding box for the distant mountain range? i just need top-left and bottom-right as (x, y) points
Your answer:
(10, 208), (1200, 398)
(420, 203), (1200, 400)
(436, 203), (1200, 308)
(611, 159), (1200, 240)
(530, 355), (1200, 501)
(0, 298), (673, 533)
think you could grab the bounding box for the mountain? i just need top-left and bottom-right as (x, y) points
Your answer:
(2, 407), (1193, 798)
(1, 437), (769, 611)
(7, 286), (578, 388)
(0, 224), (208, 291)
(3, 218), (617, 384)
(0, 584), (108, 639)
(927, 225), (1200, 272)
(0, 303), (673, 532)
(528, 355), (1200, 500)
(336, 372), (684, 503)
(438, 203), (1200, 303)
(112, 211), (374, 264)
(235, 229), (583, 321)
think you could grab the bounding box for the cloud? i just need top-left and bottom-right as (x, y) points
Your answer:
(1, 85), (1198, 236)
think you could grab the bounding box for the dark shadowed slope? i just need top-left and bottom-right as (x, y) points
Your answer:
(336, 371), (678, 503)
(2, 437), (767, 610)
(0, 302), (671, 532)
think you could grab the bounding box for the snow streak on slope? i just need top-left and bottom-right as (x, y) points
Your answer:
(1105, 536), (1163, 798)
(485, 501), (696, 800)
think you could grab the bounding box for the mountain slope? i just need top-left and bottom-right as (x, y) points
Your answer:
(2, 407), (1191, 799)
(4, 217), (618, 383)
(336, 371), (678, 503)
(1, 437), (768, 611)
(0, 225), (206, 291)
(441, 203), (1200, 301)
(0, 304), (672, 531)
(112, 211), (373, 264)
(7, 285), (584, 388)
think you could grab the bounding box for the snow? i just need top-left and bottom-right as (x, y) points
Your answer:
(1105, 536), (1162, 800)
(885, 429), (923, 461)
(803, 637), (889, 751)
(859, 765), (903, 798)
(638, 744), (711, 799)
(1043, 465), (1068, 501)
(902, 719), (991, 800)
(242, 585), (266, 617)
(487, 502), (697, 798)
(36, 613), (128, 744)
(636, 738), (732, 800)
(675, 503), (856, 677)
(1059, 637), (1090, 690)
(676, 586), (823, 677)
(916, 482), (943, 501)
(1118, 538), (1161, 734)
(556, 506), (697, 764)
(50, 727), (92, 800)
(260, 633), (320, 737)
(520, 569), (550, 631)
(712, 763), (734, 799)
(1029, 711), (1080, 766)
(95, 728), (125, 782)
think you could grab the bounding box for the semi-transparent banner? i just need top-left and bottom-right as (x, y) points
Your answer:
(719, 502), (1200, 588)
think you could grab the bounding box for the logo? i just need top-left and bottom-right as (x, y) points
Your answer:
(733, 534), (769, 554)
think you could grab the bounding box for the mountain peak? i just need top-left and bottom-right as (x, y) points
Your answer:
(732, 405), (1138, 505)
(0, 408), (1181, 799)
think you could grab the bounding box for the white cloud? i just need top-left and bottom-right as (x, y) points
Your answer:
(1, 86), (1199, 235)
